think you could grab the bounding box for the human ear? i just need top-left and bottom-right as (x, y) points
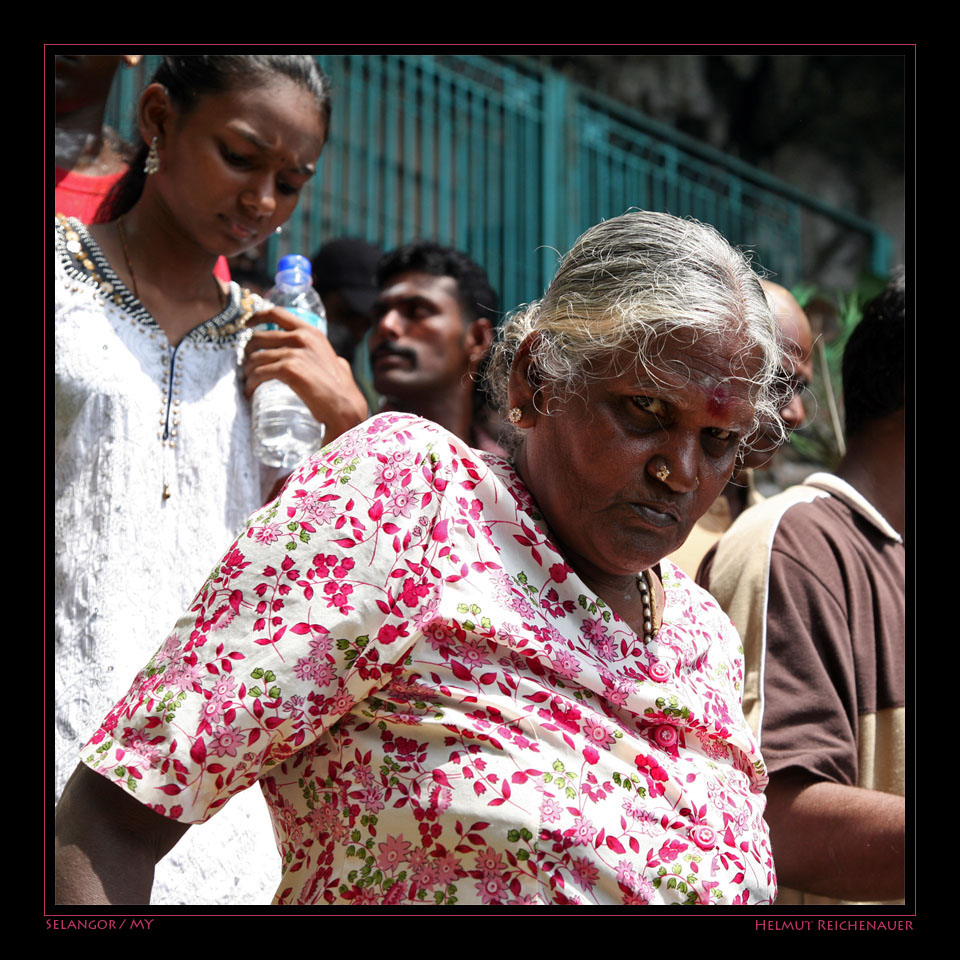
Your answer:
(137, 83), (174, 153)
(506, 335), (543, 427)
(466, 318), (495, 372)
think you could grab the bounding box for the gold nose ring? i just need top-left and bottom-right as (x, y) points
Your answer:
(656, 464), (670, 482)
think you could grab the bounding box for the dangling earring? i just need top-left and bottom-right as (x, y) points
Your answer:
(144, 136), (160, 176)
(508, 407), (523, 425)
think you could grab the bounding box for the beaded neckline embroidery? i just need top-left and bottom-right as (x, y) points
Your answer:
(55, 215), (259, 344)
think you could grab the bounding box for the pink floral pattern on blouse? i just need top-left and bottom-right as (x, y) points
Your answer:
(82, 414), (776, 906)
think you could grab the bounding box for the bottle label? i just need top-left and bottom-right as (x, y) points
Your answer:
(263, 306), (327, 335)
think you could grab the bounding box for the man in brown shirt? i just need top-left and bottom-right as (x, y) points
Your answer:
(700, 273), (906, 904)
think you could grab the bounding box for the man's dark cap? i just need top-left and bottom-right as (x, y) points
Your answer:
(311, 237), (383, 316)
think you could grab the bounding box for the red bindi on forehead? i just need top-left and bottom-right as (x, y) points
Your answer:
(707, 385), (731, 417)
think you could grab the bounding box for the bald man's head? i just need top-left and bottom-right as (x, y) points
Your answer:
(741, 281), (814, 470)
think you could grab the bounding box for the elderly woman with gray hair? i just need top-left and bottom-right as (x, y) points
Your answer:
(57, 211), (781, 906)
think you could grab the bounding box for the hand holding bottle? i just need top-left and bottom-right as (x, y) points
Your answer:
(246, 254), (367, 469)
(244, 305), (367, 452)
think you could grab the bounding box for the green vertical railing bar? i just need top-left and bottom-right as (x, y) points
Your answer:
(363, 57), (380, 244)
(454, 80), (470, 254)
(871, 229), (892, 278)
(485, 92), (501, 304)
(502, 88), (520, 314)
(402, 58), (417, 244)
(595, 127), (610, 227)
(542, 73), (567, 292)
(524, 90), (541, 300)
(469, 81), (485, 262)
(382, 57), (400, 249)
(420, 57), (437, 241)
(347, 56), (366, 246)
(437, 73), (453, 248)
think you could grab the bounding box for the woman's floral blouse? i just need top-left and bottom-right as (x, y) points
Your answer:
(82, 414), (776, 906)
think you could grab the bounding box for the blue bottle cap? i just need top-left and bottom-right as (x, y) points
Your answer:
(276, 254), (312, 275)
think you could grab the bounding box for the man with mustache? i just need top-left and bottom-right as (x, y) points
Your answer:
(369, 242), (502, 452)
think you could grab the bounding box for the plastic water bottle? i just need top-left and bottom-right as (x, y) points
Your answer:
(251, 255), (328, 470)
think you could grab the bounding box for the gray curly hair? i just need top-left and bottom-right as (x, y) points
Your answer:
(484, 211), (784, 454)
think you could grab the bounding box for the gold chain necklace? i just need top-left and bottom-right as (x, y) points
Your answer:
(117, 216), (226, 312)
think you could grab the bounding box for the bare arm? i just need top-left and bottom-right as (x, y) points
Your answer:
(55, 763), (190, 905)
(764, 770), (904, 901)
(243, 307), (368, 445)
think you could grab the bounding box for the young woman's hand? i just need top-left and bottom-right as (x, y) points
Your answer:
(243, 306), (368, 444)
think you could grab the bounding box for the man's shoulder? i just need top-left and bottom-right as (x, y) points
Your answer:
(761, 475), (902, 571)
(703, 472), (903, 614)
(704, 481), (833, 573)
(708, 471), (900, 566)
(764, 484), (849, 553)
(740, 482), (829, 528)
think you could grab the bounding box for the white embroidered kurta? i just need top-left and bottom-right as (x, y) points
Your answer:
(55, 217), (281, 905)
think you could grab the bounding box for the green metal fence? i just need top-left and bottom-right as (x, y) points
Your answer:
(106, 54), (891, 316)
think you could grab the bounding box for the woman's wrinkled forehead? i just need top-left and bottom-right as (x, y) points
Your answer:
(588, 324), (761, 386)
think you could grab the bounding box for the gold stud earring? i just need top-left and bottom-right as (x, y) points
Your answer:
(508, 407), (522, 425)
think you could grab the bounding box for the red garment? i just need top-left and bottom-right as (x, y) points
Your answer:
(54, 166), (231, 281)
(54, 167), (123, 224)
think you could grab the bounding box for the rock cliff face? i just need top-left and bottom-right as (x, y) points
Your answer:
(540, 54), (907, 288)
